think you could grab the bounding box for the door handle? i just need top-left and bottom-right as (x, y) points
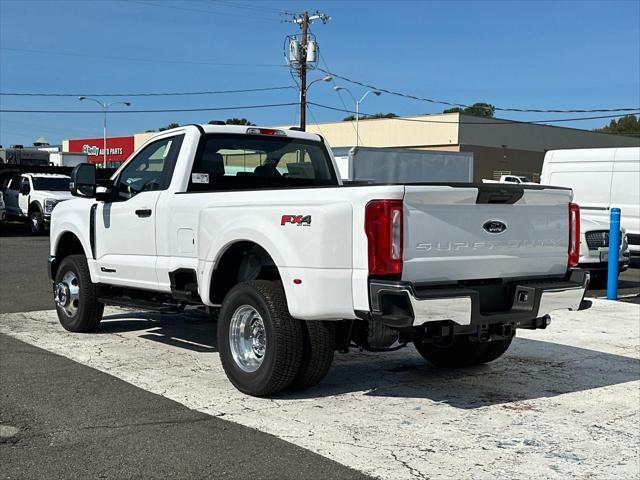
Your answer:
(135, 208), (152, 218)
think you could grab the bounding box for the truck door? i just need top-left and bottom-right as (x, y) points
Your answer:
(18, 176), (31, 215)
(94, 135), (184, 290)
(4, 176), (21, 215)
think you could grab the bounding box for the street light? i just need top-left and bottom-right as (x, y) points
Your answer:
(78, 97), (131, 168)
(333, 86), (382, 147)
(306, 74), (333, 91)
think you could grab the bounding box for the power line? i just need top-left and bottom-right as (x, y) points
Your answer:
(0, 47), (288, 68)
(0, 85), (296, 98)
(316, 67), (640, 114)
(132, 0), (282, 22)
(0, 102), (299, 114)
(307, 102), (640, 125)
(209, 0), (292, 16)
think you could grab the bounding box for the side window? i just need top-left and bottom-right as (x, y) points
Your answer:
(116, 135), (183, 200)
(20, 177), (31, 193)
(7, 176), (21, 190)
(187, 134), (336, 192)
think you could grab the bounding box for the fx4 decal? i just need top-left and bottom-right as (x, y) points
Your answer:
(281, 215), (312, 226)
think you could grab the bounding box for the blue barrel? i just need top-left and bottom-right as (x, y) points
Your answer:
(607, 208), (621, 300)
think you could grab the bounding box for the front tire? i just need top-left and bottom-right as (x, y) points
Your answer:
(414, 335), (513, 367)
(54, 254), (104, 332)
(218, 280), (303, 396)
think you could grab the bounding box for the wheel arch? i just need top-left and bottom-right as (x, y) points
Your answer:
(208, 240), (281, 305)
(28, 200), (43, 214)
(51, 230), (91, 280)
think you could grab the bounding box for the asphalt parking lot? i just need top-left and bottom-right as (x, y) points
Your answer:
(1, 222), (639, 479)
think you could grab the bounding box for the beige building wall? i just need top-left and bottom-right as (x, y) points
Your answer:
(134, 132), (156, 149)
(287, 113), (461, 149)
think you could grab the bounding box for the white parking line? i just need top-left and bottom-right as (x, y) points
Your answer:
(1, 299), (638, 479)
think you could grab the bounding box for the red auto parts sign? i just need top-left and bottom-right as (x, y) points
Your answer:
(68, 136), (135, 163)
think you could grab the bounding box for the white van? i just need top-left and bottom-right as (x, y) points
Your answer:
(540, 147), (640, 255)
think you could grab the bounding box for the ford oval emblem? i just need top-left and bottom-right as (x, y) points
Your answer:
(483, 220), (507, 234)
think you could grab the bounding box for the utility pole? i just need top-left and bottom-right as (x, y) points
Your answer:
(299, 11), (309, 131)
(290, 10), (330, 131)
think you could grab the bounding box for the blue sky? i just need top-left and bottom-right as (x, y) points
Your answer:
(1, 0), (639, 146)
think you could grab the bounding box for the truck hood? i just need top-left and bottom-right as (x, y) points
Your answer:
(581, 216), (612, 230)
(40, 191), (74, 202)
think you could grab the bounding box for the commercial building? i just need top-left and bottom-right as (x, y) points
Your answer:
(296, 112), (640, 182)
(63, 113), (639, 180)
(62, 135), (136, 168)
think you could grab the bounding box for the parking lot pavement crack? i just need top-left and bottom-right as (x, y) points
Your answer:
(388, 450), (430, 480)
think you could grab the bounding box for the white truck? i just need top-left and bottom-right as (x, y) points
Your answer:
(541, 147), (640, 255)
(49, 152), (88, 168)
(482, 175), (537, 185)
(3, 173), (73, 234)
(332, 146), (474, 183)
(49, 125), (588, 396)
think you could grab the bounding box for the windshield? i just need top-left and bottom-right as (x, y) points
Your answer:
(518, 176), (532, 182)
(187, 134), (338, 192)
(31, 176), (70, 191)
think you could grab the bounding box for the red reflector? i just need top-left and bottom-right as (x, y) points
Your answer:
(293, 278), (302, 285)
(568, 202), (580, 267)
(365, 199), (403, 276)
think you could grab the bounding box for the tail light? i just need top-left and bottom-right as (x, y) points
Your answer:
(568, 202), (580, 267)
(365, 200), (403, 276)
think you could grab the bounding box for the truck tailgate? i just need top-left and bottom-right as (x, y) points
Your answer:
(403, 185), (572, 283)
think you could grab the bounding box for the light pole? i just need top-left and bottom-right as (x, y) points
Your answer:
(78, 97), (131, 168)
(333, 86), (381, 147)
(302, 75), (332, 126)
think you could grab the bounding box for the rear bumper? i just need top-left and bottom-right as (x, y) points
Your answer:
(579, 261), (629, 273)
(369, 269), (589, 328)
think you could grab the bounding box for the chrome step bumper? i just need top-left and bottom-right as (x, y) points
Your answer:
(369, 269), (589, 327)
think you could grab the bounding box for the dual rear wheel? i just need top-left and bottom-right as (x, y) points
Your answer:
(218, 280), (335, 396)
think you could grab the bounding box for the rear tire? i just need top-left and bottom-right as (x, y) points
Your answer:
(54, 254), (104, 332)
(291, 321), (335, 390)
(414, 335), (513, 367)
(218, 280), (303, 396)
(477, 336), (513, 364)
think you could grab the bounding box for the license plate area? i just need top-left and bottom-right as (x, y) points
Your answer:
(512, 285), (536, 312)
(599, 249), (609, 262)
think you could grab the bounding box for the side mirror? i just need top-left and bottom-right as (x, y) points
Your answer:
(70, 163), (96, 198)
(19, 184), (30, 195)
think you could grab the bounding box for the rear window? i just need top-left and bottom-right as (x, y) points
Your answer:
(187, 134), (338, 192)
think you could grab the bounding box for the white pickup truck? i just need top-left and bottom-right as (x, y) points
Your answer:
(3, 173), (73, 234)
(482, 175), (537, 185)
(49, 125), (588, 396)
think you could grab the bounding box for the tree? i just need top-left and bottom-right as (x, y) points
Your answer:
(159, 122), (180, 131)
(443, 102), (496, 117)
(223, 118), (255, 126)
(595, 115), (640, 135)
(342, 112), (398, 121)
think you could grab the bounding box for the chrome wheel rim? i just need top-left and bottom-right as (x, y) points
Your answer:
(229, 305), (266, 372)
(54, 270), (80, 317)
(30, 215), (39, 233)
